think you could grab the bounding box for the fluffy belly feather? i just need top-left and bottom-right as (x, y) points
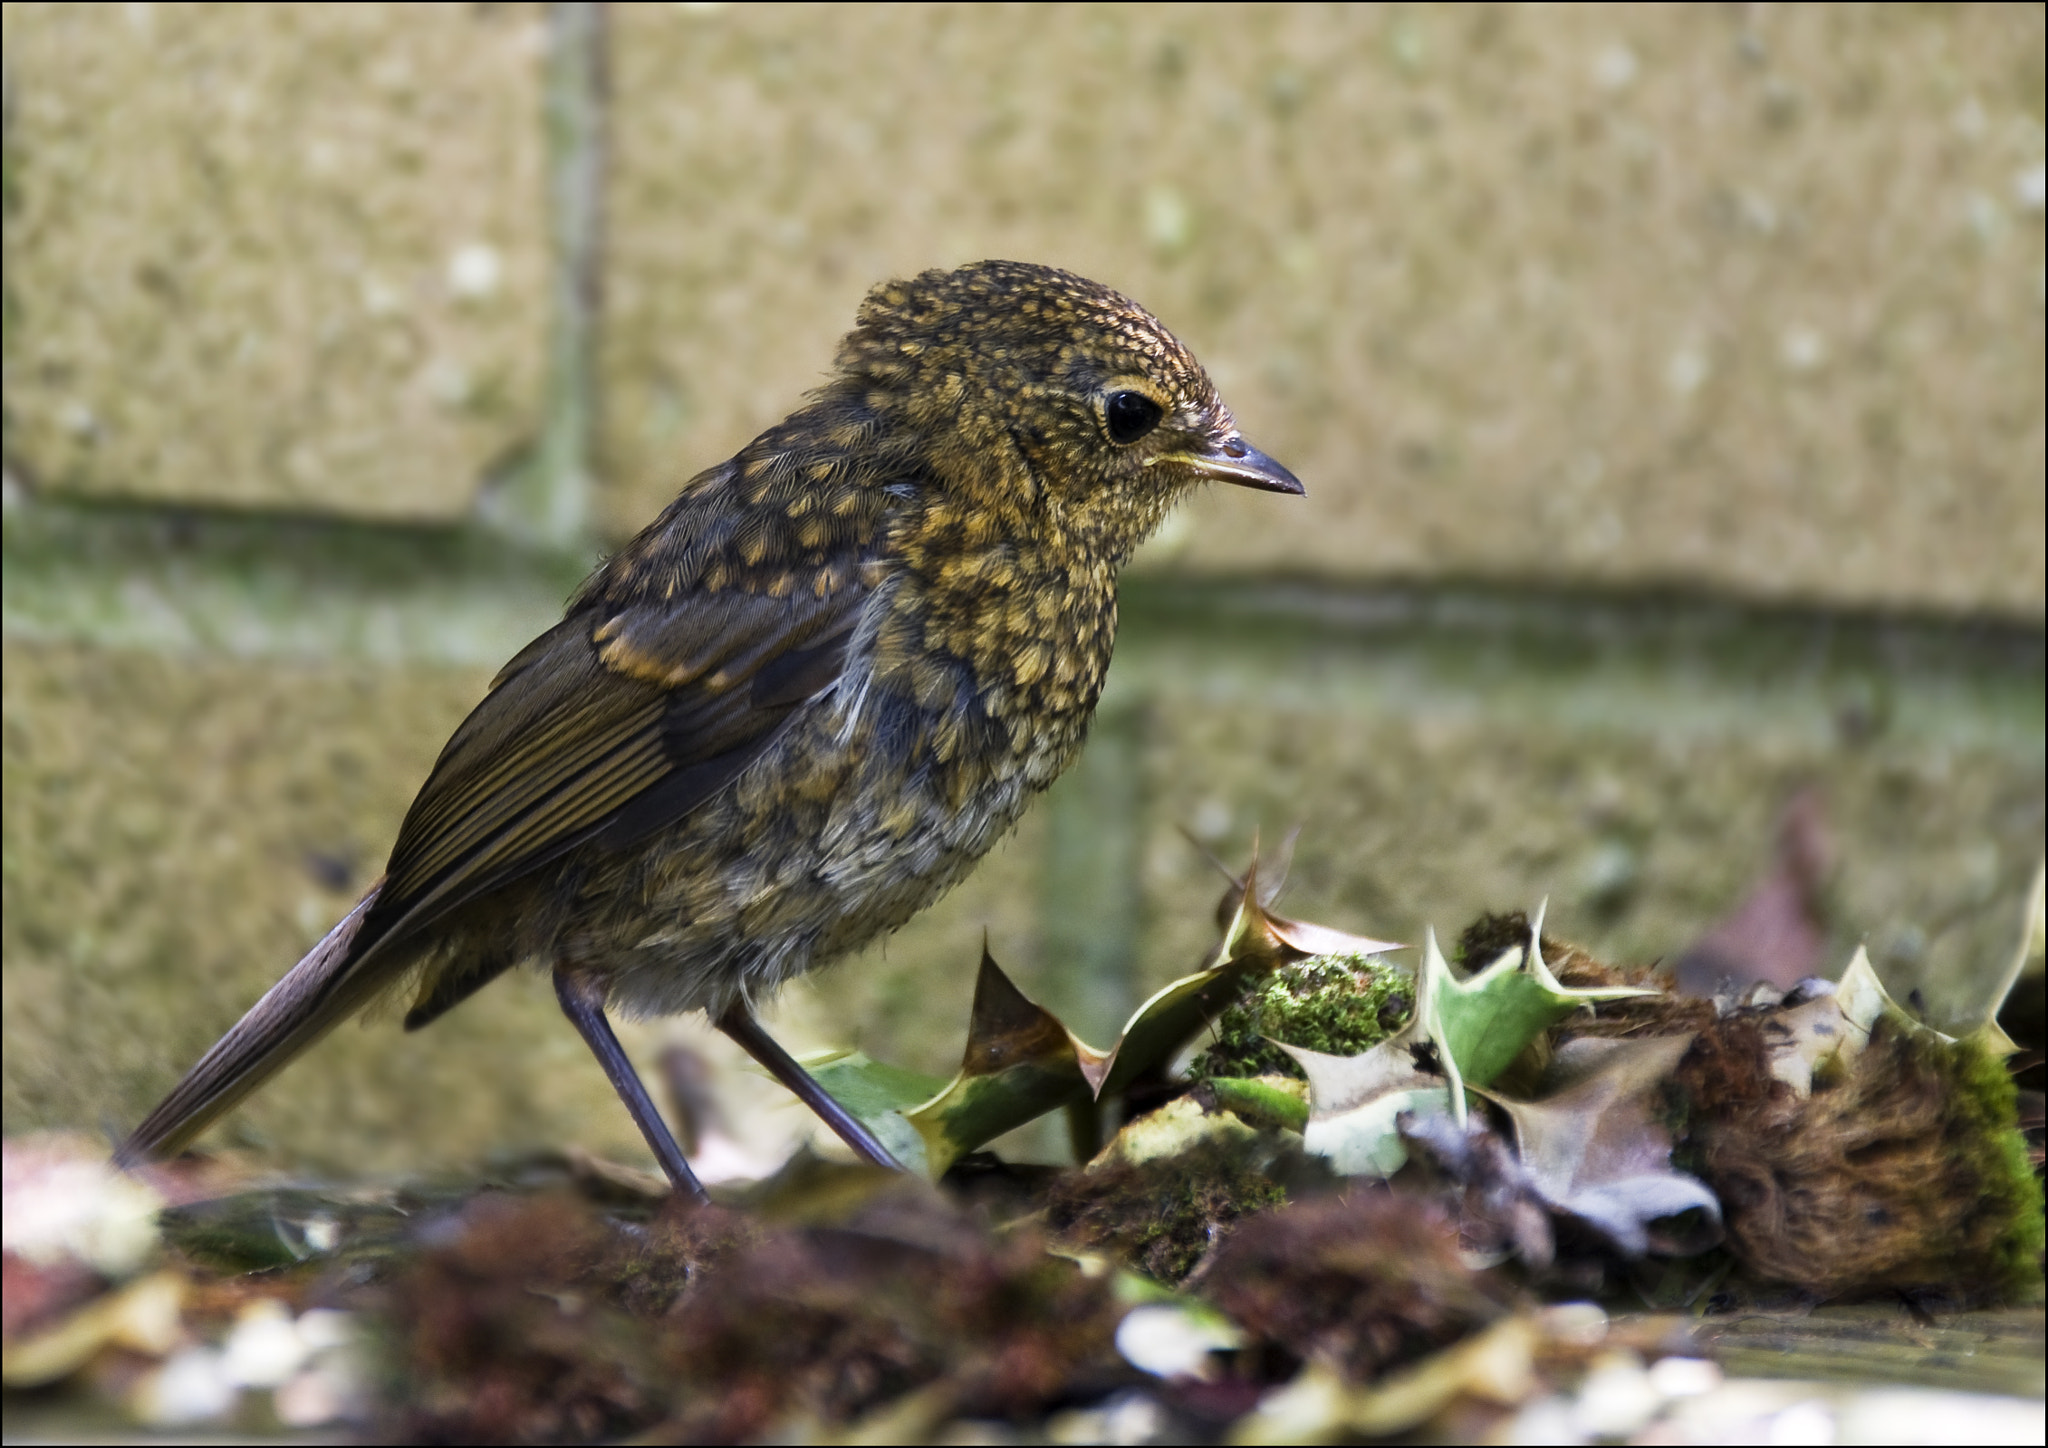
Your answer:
(578, 668), (1072, 1019)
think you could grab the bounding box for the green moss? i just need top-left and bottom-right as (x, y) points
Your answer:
(1191, 953), (1410, 1082)
(1940, 1034), (2046, 1299)
(1136, 1168), (1285, 1284)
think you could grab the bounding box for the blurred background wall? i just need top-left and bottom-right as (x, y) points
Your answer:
(3, 2), (2042, 1175)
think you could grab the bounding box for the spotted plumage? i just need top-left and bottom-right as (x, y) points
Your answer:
(120, 260), (1303, 1185)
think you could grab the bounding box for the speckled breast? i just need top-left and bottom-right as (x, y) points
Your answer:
(585, 565), (1116, 1019)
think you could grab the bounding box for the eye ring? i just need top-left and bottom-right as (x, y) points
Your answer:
(1102, 390), (1165, 445)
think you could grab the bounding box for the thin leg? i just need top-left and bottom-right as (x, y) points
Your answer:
(554, 970), (710, 1204)
(716, 1002), (901, 1170)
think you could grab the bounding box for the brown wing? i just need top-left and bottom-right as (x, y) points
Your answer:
(118, 445), (889, 1162)
(352, 558), (870, 974)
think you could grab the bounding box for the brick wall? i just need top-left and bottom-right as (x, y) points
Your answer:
(3, 4), (2040, 1172)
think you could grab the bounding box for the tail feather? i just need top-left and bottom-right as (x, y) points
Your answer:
(116, 880), (389, 1167)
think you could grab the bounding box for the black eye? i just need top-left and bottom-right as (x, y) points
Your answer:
(1103, 390), (1164, 445)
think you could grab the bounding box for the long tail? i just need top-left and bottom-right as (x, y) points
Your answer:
(115, 880), (390, 1167)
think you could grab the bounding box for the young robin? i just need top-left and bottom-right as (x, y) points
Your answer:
(118, 260), (1305, 1199)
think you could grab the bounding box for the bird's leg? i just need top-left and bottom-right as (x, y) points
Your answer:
(715, 1002), (902, 1170)
(553, 969), (710, 1204)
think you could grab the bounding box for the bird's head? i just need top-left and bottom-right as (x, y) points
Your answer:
(837, 260), (1303, 561)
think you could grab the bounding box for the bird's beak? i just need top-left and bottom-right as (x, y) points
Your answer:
(1158, 436), (1307, 495)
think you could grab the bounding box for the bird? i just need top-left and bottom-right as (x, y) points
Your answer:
(116, 260), (1304, 1200)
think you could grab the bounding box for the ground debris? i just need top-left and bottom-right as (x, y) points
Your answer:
(1045, 1136), (1287, 1285)
(6, 871), (2041, 1442)
(1682, 1014), (2043, 1302)
(1201, 1188), (1516, 1381)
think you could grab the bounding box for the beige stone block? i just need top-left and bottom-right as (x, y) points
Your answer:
(603, 2), (2044, 618)
(0, 641), (524, 1172)
(2, 3), (545, 520)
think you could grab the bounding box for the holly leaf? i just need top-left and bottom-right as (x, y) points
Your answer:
(1281, 1036), (1450, 1178)
(1284, 904), (1660, 1177)
(1197, 830), (1401, 963)
(1206, 1075), (1310, 1135)
(1976, 860), (2044, 1059)
(820, 845), (1402, 1179)
(1763, 945), (1950, 1097)
(1424, 903), (1655, 1124)
(1089, 1092), (1287, 1169)
(1278, 926), (1453, 1178)
(899, 950), (1102, 1178)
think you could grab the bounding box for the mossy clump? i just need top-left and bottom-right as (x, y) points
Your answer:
(1044, 1140), (1288, 1285)
(1192, 954), (1411, 1082)
(1682, 1017), (2045, 1304)
(1944, 1035), (2046, 1295)
(1202, 1188), (1516, 1381)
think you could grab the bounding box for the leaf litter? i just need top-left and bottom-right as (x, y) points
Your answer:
(4, 841), (2040, 1442)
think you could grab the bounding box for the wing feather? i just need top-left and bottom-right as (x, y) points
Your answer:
(121, 418), (898, 1163)
(353, 567), (870, 969)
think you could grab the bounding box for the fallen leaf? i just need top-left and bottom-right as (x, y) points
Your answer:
(798, 1051), (949, 1177)
(1974, 859), (2043, 1059)
(902, 950), (1100, 1178)
(1264, 915), (1402, 961)
(1193, 833), (1402, 972)
(820, 847), (1404, 1176)
(1282, 906), (1652, 1177)
(1088, 1094), (1281, 1169)
(1482, 1035), (1721, 1257)
(1082, 855), (1385, 1099)
(1340, 1313), (1539, 1435)
(1281, 1036), (1448, 1179)
(1115, 1301), (1245, 1380)
(1397, 1111), (1559, 1266)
